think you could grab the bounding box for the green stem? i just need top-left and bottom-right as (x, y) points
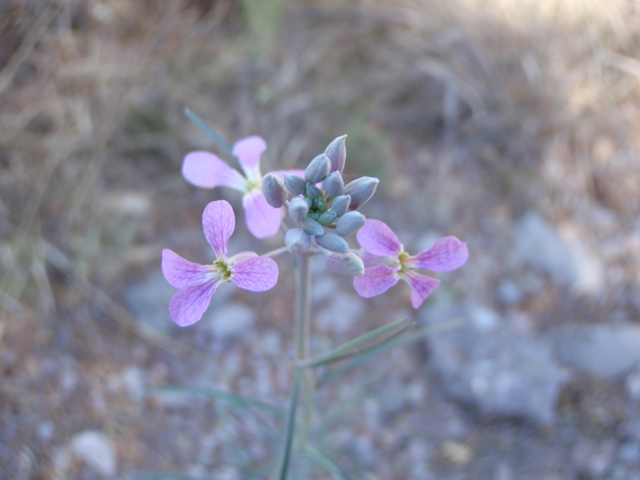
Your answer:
(276, 369), (301, 480)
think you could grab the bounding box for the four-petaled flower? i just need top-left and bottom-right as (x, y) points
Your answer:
(162, 200), (279, 327)
(182, 136), (304, 238)
(354, 220), (468, 308)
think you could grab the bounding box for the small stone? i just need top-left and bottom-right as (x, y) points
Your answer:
(37, 421), (55, 442)
(440, 440), (473, 466)
(71, 430), (117, 476)
(207, 302), (256, 338)
(618, 441), (640, 464)
(497, 280), (524, 307)
(121, 366), (144, 399)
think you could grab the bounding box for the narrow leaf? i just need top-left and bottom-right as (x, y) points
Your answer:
(299, 318), (413, 368)
(147, 386), (285, 419)
(303, 445), (350, 480)
(277, 369), (301, 480)
(184, 108), (234, 155)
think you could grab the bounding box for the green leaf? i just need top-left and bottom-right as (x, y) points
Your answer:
(298, 318), (413, 368)
(184, 108), (234, 155)
(318, 319), (461, 386)
(303, 445), (350, 480)
(276, 369), (301, 480)
(146, 386), (285, 419)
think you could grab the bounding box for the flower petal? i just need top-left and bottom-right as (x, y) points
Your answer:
(228, 251), (259, 264)
(168, 280), (219, 327)
(356, 219), (403, 258)
(409, 236), (469, 272)
(402, 270), (440, 309)
(182, 151), (246, 191)
(242, 189), (283, 238)
(203, 200), (235, 259)
(161, 249), (211, 288)
(230, 256), (279, 292)
(233, 136), (266, 181)
(353, 264), (400, 298)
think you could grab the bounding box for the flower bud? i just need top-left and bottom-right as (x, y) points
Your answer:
(322, 171), (344, 196)
(326, 252), (364, 276)
(304, 154), (331, 184)
(343, 176), (379, 210)
(324, 134), (347, 174)
(284, 174), (306, 196)
(288, 197), (309, 222)
(330, 195), (351, 217)
(313, 198), (328, 213)
(285, 228), (311, 254)
(306, 183), (324, 199)
(317, 210), (337, 226)
(262, 174), (287, 208)
(336, 211), (366, 236)
(315, 231), (349, 253)
(301, 217), (324, 236)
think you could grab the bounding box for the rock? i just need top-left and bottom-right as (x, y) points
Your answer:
(121, 366), (145, 399)
(512, 212), (576, 286)
(124, 272), (180, 333)
(317, 293), (365, 334)
(572, 439), (615, 478)
(440, 440), (473, 466)
(353, 436), (376, 469)
(618, 441), (640, 465)
(426, 306), (570, 425)
(550, 324), (640, 377)
(206, 302), (256, 338)
(71, 430), (117, 476)
(497, 280), (524, 307)
(37, 420), (55, 442)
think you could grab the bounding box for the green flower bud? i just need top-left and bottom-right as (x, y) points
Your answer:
(262, 174), (287, 208)
(308, 212), (320, 220)
(284, 174), (306, 196)
(285, 228), (311, 254)
(315, 231), (349, 253)
(324, 134), (347, 174)
(343, 176), (379, 210)
(326, 252), (364, 276)
(301, 217), (324, 236)
(317, 210), (337, 226)
(306, 183), (323, 199)
(304, 154), (331, 184)
(313, 198), (328, 213)
(304, 197), (313, 209)
(336, 211), (366, 236)
(330, 195), (351, 216)
(289, 197), (309, 222)
(322, 171), (344, 196)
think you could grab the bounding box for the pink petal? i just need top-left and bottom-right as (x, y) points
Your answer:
(233, 136), (266, 180)
(228, 251), (259, 264)
(182, 151), (246, 191)
(360, 250), (396, 268)
(230, 256), (279, 292)
(242, 189), (282, 238)
(402, 270), (441, 309)
(409, 236), (469, 272)
(168, 280), (219, 327)
(357, 219), (403, 258)
(353, 264), (400, 298)
(203, 200), (235, 260)
(161, 249), (211, 288)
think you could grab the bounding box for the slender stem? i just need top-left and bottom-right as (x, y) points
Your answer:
(263, 247), (289, 258)
(294, 253), (311, 360)
(276, 369), (301, 480)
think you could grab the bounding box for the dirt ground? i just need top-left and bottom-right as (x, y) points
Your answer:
(2, 0), (640, 479)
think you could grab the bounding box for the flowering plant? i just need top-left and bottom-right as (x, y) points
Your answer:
(160, 110), (468, 478)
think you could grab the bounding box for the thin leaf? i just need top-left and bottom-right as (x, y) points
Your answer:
(277, 369), (301, 480)
(184, 108), (234, 155)
(147, 386), (285, 419)
(298, 318), (413, 368)
(303, 445), (350, 480)
(318, 319), (461, 386)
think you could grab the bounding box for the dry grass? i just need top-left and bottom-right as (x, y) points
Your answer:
(1, 0), (640, 477)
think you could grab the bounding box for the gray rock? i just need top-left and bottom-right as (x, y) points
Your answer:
(37, 421), (55, 442)
(550, 324), (640, 377)
(426, 306), (570, 425)
(71, 430), (117, 476)
(206, 302), (256, 339)
(512, 212), (576, 286)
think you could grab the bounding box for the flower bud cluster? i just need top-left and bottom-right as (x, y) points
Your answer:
(266, 135), (380, 276)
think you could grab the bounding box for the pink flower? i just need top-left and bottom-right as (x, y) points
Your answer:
(354, 220), (468, 309)
(162, 200), (279, 327)
(182, 136), (304, 238)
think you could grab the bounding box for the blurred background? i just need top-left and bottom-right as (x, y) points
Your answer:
(1, 0), (640, 478)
